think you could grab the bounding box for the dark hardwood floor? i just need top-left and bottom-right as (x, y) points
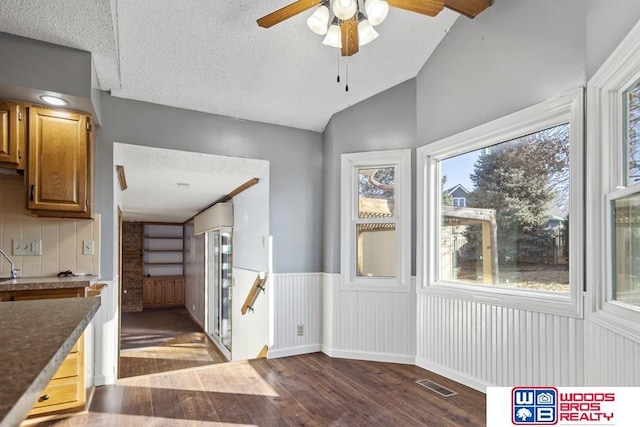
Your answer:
(42, 353), (486, 426)
(121, 308), (203, 350)
(119, 307), (228, 379)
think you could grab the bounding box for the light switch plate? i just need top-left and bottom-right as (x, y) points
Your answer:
(12, 239), (42, 256)
(83, 240), (94, 255)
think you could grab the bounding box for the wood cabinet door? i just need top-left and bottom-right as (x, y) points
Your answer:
(163, 280), (175, 305)
(0, 100), (25, 169)
(142, 279), (155, 306)
(28, 106), (90, 214)
(153, 280), (164, 305)
(175, 279), (185, 305)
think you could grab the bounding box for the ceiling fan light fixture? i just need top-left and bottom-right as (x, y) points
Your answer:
(307, 5), (330, 35)
(358, 18), (378, 46)
(364, 0), (389, 26)
(332, 0), (357, 20)
(322, 18), (342, 48)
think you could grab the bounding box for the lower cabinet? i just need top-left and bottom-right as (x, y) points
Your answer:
(28, 336), (84, 417)
(142, 277), (185, 308)
(0, 287), (87, 421)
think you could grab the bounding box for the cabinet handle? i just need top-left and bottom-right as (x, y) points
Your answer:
(30, 185), (34, 201)
(39, 394), (50, 402)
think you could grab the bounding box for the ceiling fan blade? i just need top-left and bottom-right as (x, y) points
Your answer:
(386, 0), (444, 17)
(444, 0), (493, 18)
(257, 0), (323, 28)
(340, 17), (359, 57)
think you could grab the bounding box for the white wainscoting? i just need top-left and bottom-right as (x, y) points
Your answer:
(322, 273), (416, 364)
(416, 293), (585, 392)
(269, 273), (323, 358)
(584, 320), (640, 386)
(94, 278), (119, 386)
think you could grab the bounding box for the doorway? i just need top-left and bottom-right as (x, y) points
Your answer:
(113, 142), (270, 378)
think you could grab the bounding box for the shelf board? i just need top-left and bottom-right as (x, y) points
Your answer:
(144, 249), (183, 253)
(144, 236), (183, 240)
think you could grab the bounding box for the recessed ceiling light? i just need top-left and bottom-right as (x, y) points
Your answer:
(39, 95), (68, 106)
(177, 182), (190, 190)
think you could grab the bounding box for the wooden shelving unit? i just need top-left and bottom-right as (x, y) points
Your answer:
(143, 223), (184, 277)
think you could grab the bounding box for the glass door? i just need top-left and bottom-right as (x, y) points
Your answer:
(220, 229), (232, 350)
(206, 228), (232, 356)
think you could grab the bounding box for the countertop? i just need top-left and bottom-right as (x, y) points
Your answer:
(0, 275), (98, 292)
(0, 297), (101, 427)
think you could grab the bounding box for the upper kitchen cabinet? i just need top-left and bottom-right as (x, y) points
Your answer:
(0, 99), (26, 170)
(28, 106), (93, 218)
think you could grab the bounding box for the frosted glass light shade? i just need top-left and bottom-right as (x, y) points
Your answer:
(307, 5), (330, 35)
(322, 21), (342, 48)
(333, 0), (357, 20)
(365, 0), (389, 25)
(358, 19), (378, 46)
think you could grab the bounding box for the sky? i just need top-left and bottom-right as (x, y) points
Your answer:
(441, 150), (480, 191)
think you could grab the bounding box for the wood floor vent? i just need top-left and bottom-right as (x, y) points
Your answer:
(415, 379), (458, 397)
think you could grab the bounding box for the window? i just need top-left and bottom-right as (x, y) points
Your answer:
(418, 89), (583, 316)
(589, 21), (640, 339)
(611, 191), (640, 308)
(341, 150), (411, 291)
(452, 197), (466, 207)
(625, 78), (640, 186)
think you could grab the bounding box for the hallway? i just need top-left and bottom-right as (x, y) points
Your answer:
(120, 308), (227, 378)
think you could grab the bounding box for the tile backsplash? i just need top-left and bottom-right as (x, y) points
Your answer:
(0, 174), (100, 278)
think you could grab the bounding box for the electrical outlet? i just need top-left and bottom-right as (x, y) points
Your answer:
(297, 324), (304, 336)
(83, 240), (94, 255)
(12, 239), (42, 256)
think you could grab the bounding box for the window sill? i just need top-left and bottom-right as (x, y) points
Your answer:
(341, 278), (411, 293)
(419, 280), (583, 318)
(589, 303), (640, 343)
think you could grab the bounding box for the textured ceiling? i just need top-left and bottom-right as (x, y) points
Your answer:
(0, 0), (458, 131)
(114, 143), (268, 222)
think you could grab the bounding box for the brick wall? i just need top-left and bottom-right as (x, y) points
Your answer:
(122, 221), (143, 312)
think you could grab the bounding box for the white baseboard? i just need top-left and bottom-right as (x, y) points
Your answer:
(268, 344), (322, 359)
(94, 374), (116, 386)
(324, 348), (415, 365)
(415, 357), (490, 393)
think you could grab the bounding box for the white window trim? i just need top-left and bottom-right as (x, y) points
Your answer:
(417, 88), (584, 318)
(587, 19), (640, 342)
(341, 149), (411, 292)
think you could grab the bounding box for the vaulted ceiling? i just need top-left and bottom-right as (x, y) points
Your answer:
(0, 0), (459, 131)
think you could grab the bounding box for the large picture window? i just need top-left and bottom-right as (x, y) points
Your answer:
(439, 123), (570, 293)
(418, 90), (583, 316)
(341, 150), (410, 291)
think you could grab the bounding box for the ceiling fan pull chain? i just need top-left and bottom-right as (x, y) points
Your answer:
(337, 51), (341, 83)
(345, 64), (349, 92)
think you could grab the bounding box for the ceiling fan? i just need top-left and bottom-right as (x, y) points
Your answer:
(257, 0), (493, 57)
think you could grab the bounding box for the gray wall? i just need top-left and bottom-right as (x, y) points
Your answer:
(586, 0), (640, 79)
(97, 94), (323, 278)
(416, 0), (587, 145)
(322, 79), (417, 273)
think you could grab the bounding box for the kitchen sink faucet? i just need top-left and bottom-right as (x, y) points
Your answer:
(0, 249), (18, 279)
